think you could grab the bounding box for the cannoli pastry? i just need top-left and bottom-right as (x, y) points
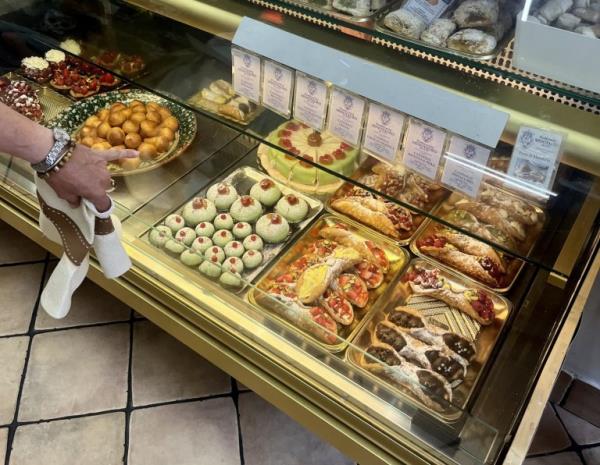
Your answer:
(538, 0), (573, 21)
(320, 288), (355, 325)
(362, 342), (453, 410)
(331, 196), (413, 239)
(572, 6), (600, 21)
(219, 96), (258, 122)
(332, 0), (388, 16)
(354, 260), (385, 289)
(454, 201), (526, 241)
(373, 321), (467, 385)
(384, 8), (427, 39)
(421, 19), (458, 46)
(296, 246), (362, 303)
(443, 210), (517, 251)
(453, 0), (500, 28)
(388, 307), (476, 361)
(332, 273), (369, 308)
(210, 79), (235, 98)
(479, 186), (541, 226)
(447, 29), (497, 55)
(555, 12), (582, 29)
(404, 265), (498, 324)
(429, 229), (505, 272)
(319, 226), (389, 271)
(266, 291), (339, 344)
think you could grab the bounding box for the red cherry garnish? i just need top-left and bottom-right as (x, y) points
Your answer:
(340, 142), (353, 151)
(300, 155), (314, 168)
(199, 223), (206, 229)
(217, 184), (229, 195)
(192, 198), (208, 209)
(212, 247), (219, 253)
(240, 196), (254, 207)
(286, 194), (299, 205)
(236, 223), (245, 229)
(270, 214), (282, 225)
(229, 257), (237, 264)
(219, 214), (227, 220)
(333, 149), (346, 160)
(286, 122), (300, 131)
(259, 178), (274, 190)
(232, 242), (239, 248)
(279, 138), (292, 148)
(211, 256), (218, 263)
(220, 231), (227, 237)
(319, 154), (334, 165)
(278, 129), (292, 137)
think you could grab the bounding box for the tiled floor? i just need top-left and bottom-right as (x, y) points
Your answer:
(0, 221), (353, 465)
(526, 372), (600, 465)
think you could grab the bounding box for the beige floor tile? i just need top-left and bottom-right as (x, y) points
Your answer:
(19, 324), (129, 421)
(528, 405), (571, 455)
(0, 222), (45, 265)
(0, 263), (44, 336)
(10, 413), (125, 465)
(35, 280), (130, 330)
(0, 336), (29, 424)
(239, 393), (354, 465)
(128, 398), (239, 465)
(0, 427), (7, 464)
(132, 321), (230, 406)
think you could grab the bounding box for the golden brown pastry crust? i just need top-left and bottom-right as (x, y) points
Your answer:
(332, 197), (400, 239)
(419, 246), (498, 287)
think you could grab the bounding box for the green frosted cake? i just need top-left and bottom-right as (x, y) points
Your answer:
(262, 121), (358, 192)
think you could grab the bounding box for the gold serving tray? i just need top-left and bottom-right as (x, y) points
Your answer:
(3, 72), (72, 126)
(346, 257), (512, 421)
(326, 157), (449, 245)
(410, 187), (545, 293)
(248, 214), (410, 353)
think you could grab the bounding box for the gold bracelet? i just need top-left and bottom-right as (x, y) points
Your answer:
(39, 145), (75, 179)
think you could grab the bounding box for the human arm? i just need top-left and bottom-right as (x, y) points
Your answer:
(0, 102), (136, 211)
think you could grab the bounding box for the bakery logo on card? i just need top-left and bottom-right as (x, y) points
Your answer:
(343, 95), (353, 111)
(242, 54), (251, 68)
(520, 130), (534, 148)
(421, 127), (433, 143)
(463, 144), (476, 159)
(380, 110), (391, 126)
(274, 67), (283, 81)
(308, 80), (317, 96)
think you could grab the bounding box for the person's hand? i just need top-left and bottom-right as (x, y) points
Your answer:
(45, 144), (137, 212)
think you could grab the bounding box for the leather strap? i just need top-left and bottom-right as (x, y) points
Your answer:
(37, 194), (91, 266)
(94, 217), (115, 236)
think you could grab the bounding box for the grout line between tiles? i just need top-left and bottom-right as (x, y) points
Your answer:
(123, 317), (134, 465)
(231, 378), (246, 465)
(0, 258), (48, 268)
(0, 318), (133, 340)
(4, 254), (50, 465)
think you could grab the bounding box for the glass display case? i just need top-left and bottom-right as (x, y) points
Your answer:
(0, 1), (599, 465)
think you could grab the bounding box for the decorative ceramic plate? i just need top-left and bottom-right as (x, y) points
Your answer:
(50, 89), (197, 176)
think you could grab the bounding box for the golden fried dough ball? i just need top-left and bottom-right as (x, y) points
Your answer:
(140, 120), (158, 138)
(121, 107), (133, 119)
(130, 112), (146, 124)
(138, 142), (157, 161)
(121, 156), (142, 170)
(80, 126), (96, 138)
(146, 102), (160, 112)
(163, 116), (179, 131)
(109, 111), (127, 127)
(124, 133), (142, 149)
(153, 135), (170, 153)
(131, 104), (146, 113)
(122, 120), (140, 134)
(111, 144), (126, 150)
(85, 115), (101, 128)
(81, 136), (96, 147)
(158, 127), (175, 142)
(107, 127), (125, 146)
(110, 102), (126, 112)
(158, 108), (171, 120)
(97, 109), (110, 121)
(92, 141), (112, 150)
(97, 122), (111, 138)
(129, 99), (144, 108)
(146, 110), (161, 124)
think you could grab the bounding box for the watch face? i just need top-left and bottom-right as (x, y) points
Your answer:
(53, 127), (70, 144)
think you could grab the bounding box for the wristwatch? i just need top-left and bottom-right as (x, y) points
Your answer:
(31, 127), (73, 175)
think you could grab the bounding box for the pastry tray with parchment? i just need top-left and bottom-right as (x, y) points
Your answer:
(410, 186), (545, 293)
(141, 166), (322, 294)
(278, 0), (400, 23)
(345, 258), (511, 421)
(373, 1), (516, 61)
(326, 157), (449, 246)
(247, 214), (410, 353)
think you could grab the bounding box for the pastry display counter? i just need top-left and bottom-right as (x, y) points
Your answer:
(0, 1), (599, 465)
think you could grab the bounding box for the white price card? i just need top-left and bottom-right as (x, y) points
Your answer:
(293, 73), (329, 132)
(508, 126), (563, 190)
(441, 136), (491, 198)
(326, 87), (366, 146)
(261, 60), (294, 118)
(402, 119), (447, 180)
(362, 102), (406, 164)
(231, 48), (261, 103)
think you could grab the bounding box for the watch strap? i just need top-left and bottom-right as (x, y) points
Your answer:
(31, 128), (72, 174)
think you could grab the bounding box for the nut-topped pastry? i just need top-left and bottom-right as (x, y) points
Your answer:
(230, 196), (263, 223)
(255, 213), (290, 244)
(250, 178), (282, 207)
(182, 198), (217, 226)
(207, 182), (239, 210)
(275, 194), (309, 223)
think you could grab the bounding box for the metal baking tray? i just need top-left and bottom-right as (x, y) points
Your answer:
(346, 257), (512, 421)
(280, 0), (398, 23)
(326, 157), (448, 245)
(373, 1), (516, 61)
(141, 166), (323, 293)
(247, 214), (410, 353)
(409, 189), (545, 293)
(3, 72), (72, 125)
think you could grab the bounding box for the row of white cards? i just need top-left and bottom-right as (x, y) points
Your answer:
(231, 47), (563, 199)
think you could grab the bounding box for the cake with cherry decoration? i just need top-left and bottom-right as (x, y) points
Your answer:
(259, 120), (359, 194)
